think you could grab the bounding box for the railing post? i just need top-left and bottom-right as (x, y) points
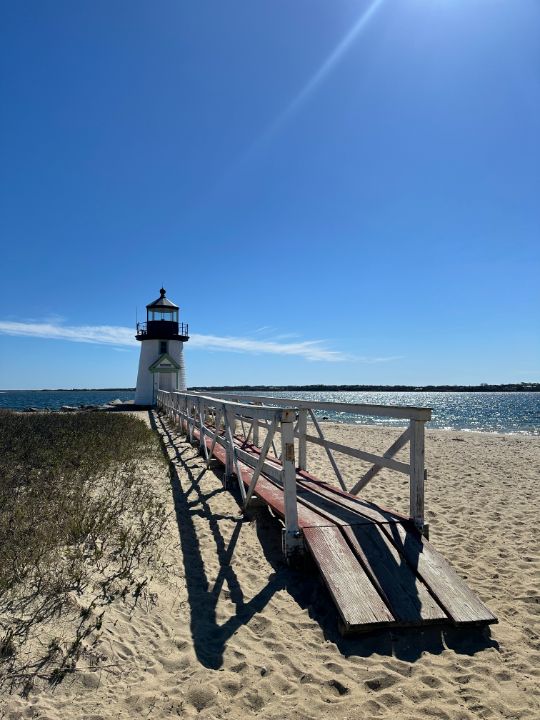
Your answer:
(297, 409), (307, 471)
(409, 419), (426, 534)
(198, 398), (206, 454)
(188, 397), (194, 443)
(280, 412), (304, 561)
(224, 407), (235, 482)
(252, 402), (260, 447)
(179, 395), (185, 435)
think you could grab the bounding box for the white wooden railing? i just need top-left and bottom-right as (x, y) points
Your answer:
(157, 389), (304, 558)
(196, 391), (431, 530)
(157, 390), (432, 551)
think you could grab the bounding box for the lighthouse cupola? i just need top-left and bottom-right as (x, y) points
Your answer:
(136, 287), (189, 342)
(134, 288), (189, 406)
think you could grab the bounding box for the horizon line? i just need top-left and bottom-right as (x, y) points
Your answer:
(1, 382), (537, 393)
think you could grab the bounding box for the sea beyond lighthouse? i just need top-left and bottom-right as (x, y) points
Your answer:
(1, 389), (538, 435)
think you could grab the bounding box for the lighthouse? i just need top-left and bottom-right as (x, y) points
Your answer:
(134, 288), (189, 405)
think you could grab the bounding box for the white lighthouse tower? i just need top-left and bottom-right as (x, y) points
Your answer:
(134, 288), (189, 405)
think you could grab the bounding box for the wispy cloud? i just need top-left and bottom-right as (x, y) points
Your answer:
(0, 319), (399, 364)
(189, 333), (345, 362)
(0, 321), (136, 347)
(0, 320), (339, 362)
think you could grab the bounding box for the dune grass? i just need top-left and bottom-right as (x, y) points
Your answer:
(0, 410), (168, 693)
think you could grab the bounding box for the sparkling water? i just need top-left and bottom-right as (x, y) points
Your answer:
(232, 391), (540, 435)
(0, 389), (538, 435)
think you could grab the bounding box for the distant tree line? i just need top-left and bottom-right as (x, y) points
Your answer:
(188, 383), (540, 393)
(25, 383), (538, 393)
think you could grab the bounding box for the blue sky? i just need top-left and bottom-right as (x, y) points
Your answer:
(1, 0), (539, 389)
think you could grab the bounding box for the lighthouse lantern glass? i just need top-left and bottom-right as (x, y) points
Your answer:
(149, 308), (178, 322)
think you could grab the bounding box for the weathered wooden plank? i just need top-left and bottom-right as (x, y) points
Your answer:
(382, 523), (497, 625)
(297, 468), (412, 520)
(198, 428), (329, 529)
(192, 421), (496, 629)
(240, 436), (407, 523)
(239, 442), (410, 525)
(240, 437), (398, 519)
(289, 482), (378, 527)
(298, 477), (404, 525)
(343, 525), (447, 624)
(234, 439), (405, 526)
(304, 526), (395, 630)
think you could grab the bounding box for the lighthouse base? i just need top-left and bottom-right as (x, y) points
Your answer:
(135, 339), (186, 405)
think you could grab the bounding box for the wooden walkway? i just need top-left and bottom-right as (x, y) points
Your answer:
(192, 426), (497, 635)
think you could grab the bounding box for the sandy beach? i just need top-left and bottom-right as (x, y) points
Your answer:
(2, 412), (539, 720)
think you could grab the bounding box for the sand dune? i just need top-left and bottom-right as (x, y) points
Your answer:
(2, 412), (539, 719)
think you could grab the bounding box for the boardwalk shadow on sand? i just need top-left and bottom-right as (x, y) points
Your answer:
(151, 412), (497, 670)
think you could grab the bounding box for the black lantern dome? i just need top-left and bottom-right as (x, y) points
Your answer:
(136, 288), (189, 341)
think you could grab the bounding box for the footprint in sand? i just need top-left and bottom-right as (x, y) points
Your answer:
(326, 678), (349, 696)
(187, 686), (217, 712)
(230, 660), (248, 673)
(365, 672), (399, 691)
(221, 678), (241, 697)
(242, 690), (266, 711)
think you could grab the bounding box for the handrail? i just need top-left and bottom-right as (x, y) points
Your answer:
(191, 390), (429, 530)
(156, 389), (303, 559)
(191, 391), (429, 531)
(157, 389), (429, 544)
(197, 391), (431, 421)
(178, 391), (297, 422)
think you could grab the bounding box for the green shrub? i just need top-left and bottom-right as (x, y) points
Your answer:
(0, 410), (168, 692)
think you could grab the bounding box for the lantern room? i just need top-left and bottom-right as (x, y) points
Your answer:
(136, 287), (189, 341)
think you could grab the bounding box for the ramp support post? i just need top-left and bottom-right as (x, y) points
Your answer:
(409, 419), (426, 532)
(188, 396), (194, 443)
(198, 398), (205, 454)
(280, 413), (304, 560)
(224, 407), (236, 486)
(252, 403), (260, 447)
(182, 395), (188, 436)
(297, 409), (308, 471)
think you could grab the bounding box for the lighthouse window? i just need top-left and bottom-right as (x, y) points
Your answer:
(160, 341), (168, 355)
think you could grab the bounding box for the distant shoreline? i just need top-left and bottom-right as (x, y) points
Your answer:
(3, 384), (537, 393)
(189, 383), (539, 393)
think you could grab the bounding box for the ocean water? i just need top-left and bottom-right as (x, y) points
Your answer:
(0, 389), (135, 410)
(0, 389), (538, 435)
(237, 391), (540, 436)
